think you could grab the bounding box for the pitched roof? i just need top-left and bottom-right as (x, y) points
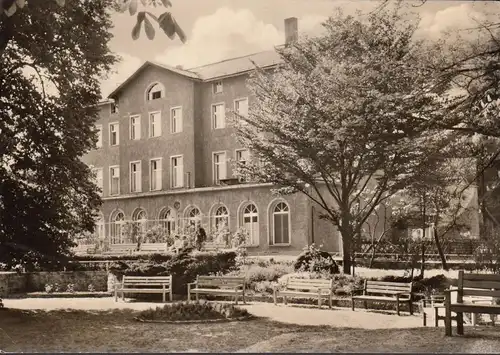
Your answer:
(107, 61), (201, 98)
(188, 49), (283, 80)
(106, 48), (284, 99)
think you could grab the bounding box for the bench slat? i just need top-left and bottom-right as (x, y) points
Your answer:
(450, 303), (500, 315)
(288, 281), (331, 286)
(366, 281), (412, 287)
(462, 280), (500, 290)
(463, 288), (500, 298)
(365, 284), (411, 290)
(463, 273), (500, 282)
(353, 295), (410, 301)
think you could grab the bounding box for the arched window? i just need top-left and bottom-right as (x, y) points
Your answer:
(111, 212), (125, 244)
(186, 207), (201, 228)
(213, 205), (229, 231)
(159, 208), (177, 235)
(132, 209), (148, 237)
(146, 82), (165, 101)
(271, 201), (290, 245)
(242, 203), (259, 245)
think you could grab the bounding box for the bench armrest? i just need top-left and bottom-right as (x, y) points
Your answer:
(396, 292), (411, 296)
(443, 288), (458, 294)
(187, 282), (197, 289)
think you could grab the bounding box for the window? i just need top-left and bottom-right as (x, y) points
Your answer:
(92, 167), (103, 195)
(95, 125), (103, 148)
(212, 103), (225, 129)
(187, 207), (201, 227)
(213, 205), (229, 231)
(132, 209), (147, 239)
(213, 152), (227, 184)
(130, 115), (141, 140)
(271, 202), (290, 245)
(130, 161), (142, 193)
(234, 98), (248, 118)
(242, 203), (259, 245)
(171, 107), (183, 133)
(213, 81), (223, 94)
(95, 214), (105, 240)
(111, 211), (125, 244)
(150, 158), (162, 191)
(147, 82), (165, 101)
(111, 102), (118, 114)
(109, 122), (119, 146)
(159, 208), (177, 235)
(171, 155), (184, 188)
(235, 149), (249, 181)
(109, 166), (120, 195)
(149, 111), (162, 137)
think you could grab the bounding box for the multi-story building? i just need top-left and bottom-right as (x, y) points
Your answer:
(83, 18), (344, 255)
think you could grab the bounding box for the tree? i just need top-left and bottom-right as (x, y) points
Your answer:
(231, 8), (454, 274)
(0, 0), (116, 270)
(0, 0), (186, 59)
(391, 157), (477, 276)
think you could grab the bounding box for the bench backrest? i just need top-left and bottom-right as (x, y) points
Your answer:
(109, 244), (136, 253)
(457, 270), (500, 301)
(196, 276), (246, 288)
(139, 243), (167, 252)
(364, 280), (412, 295)
(122, 275), (172, 287)
(286, 277), (333, 291)
(203, 243), (227, 251)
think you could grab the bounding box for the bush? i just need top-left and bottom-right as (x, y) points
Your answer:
(228, 263), (294, 283)
(294, 244), (339, 275)
(136, 301), (249, 321)
(375, 274), (451, 296)
(277, 271), (362, 295)
(109, 250), (237, 295)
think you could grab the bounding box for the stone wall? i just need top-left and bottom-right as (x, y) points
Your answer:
(0, 271), (109, 296)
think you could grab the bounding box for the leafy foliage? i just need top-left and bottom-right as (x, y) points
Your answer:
(294, 244), (339, 275)
(136, 301), (249, 321)
(229, 7), (455, 274)
(0, 0), (117, 270)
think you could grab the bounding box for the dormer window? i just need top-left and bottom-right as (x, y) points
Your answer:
(111, 102), (118, 114)
(213, 81), (223, 94)
(146, 82), (165, 101)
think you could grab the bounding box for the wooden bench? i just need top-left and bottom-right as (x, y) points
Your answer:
(137, 243), (168, 253)
(104, 243), (136, 255)
(351, 280), (414, 315)
(273, 277), (334, 308)
(444, 270), (500, 336)
(114, 275), (173, 303)
(187, 276), (246, 304)
(202, 242), (228, 252)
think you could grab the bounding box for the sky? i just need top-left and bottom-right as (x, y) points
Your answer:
(100, 0), (500, 98)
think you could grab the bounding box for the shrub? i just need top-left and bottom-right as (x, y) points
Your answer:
(375, 274), (451, 296)
(294, 244), (339, 275)
(109, 250), (238, 295)
(136, 301), (249, 321)
(229, 263), (294, 284)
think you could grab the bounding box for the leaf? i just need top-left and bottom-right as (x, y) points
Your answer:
(173, 17), (187, 43)
(161, 0), (172, 7)
(16, 0), (26, 9)
(157, 12), (175, 39)
(54, 0), (65, 6)
(132, 22), (142, 40)
(129, 0), (138, 16)
(144, 16), (155, 40)
(4, 2), (16, 16)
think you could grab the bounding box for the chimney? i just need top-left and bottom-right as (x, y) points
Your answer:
(284, 17), (298, 45)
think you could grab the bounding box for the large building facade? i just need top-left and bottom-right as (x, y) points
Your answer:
(82, 18), (344, 255)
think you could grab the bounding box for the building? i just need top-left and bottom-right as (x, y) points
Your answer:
(83, 18), (344, 255)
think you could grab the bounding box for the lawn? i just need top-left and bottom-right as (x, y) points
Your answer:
(1, 308), (500, 353)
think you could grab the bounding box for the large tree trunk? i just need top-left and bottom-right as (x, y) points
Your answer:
(342, 237), (352, 275)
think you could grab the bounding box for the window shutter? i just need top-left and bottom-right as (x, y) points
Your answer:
(177, 157), (184, 187)
(157, 159), (163, 190)
(222, 152), (227, 180)
(137, 162), (142, 192)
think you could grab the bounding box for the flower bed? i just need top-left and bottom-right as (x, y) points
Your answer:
(134, 301), (251, 323)
(25, 291), (112, 298)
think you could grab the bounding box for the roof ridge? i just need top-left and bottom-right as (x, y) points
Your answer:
(187, 47), (283, 70)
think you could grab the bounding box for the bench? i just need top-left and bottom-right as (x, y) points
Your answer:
(202, 242), (228, 252)
(351, 280), (414, 315)
(72, 244), (93, 255)
(114, 275), (173, 303)
(444, 270), (500, 336)
(187, 276), (246, 304)
(273, 277), (334, 308)
(104, 243), (136, 255)
(137, 243), (168, 253)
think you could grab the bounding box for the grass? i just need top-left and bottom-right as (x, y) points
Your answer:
(1, 308), (500, 352)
